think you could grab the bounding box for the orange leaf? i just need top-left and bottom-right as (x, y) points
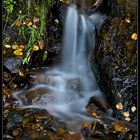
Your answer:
(26, 21), (32, 27)
(15, 21), (22, 27)
(82, 122), (91, 129)
(116, 103), (123, 110)
(112, 122), (126, 133)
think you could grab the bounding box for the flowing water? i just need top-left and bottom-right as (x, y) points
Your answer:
(13, 2), (109, 131)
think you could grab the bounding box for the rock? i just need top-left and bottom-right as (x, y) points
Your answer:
(4, 108), (68, 139)
(4, 58), (21, 74)
(6, 111), (23, 136)
(24, 87), (51, 104)
(91, 0), (137, 123)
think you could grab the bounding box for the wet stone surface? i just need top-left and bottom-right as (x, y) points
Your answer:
(91, 0), (137, 125)
(4, 107), (88, 140)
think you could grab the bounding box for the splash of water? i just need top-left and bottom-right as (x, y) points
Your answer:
(13, 2), (109, 131)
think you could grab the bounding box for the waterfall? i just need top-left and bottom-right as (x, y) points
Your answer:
(61, 4), (78, 72)
(13, 1), (109, 131)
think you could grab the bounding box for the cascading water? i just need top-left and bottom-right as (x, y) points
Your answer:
(61, 4), (78, 72)
(13, 1), (109, 131)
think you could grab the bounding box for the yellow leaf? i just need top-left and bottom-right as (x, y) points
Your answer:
(123, 111), (129, 117)
(131, 33), (137, 40)
(68, 131), (75, 135)
(125, 117), (131, 122)
(92, 113), (97, 117)
(12, 44), (19, 50)
(125, 18), (130, 23)
(33, 45), (39, 51)
(60, 0), (70, 4)
(19, 70), (24, 77)
(54, 19), (59, 23)
(33, 17), (39, 23)
(13, 49), (23, 56)
(5, 44), (11, 48)
(116, 103), (123, 110)
(131, 106), (136, 112)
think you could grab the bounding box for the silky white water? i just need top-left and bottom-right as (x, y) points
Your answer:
(13, 3), (108, 131)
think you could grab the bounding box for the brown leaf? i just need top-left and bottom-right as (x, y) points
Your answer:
(38, 40), (45, 49)
(19, 45), (25, 49)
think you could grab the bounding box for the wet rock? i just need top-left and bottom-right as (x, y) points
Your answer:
(4, 108), (63, 139)
(3, 61), (28, 89)
(25, 88), (51, 104)
(6, 111), (23, 136)
(86, 103), (105, 117)
(44, 122), (57, 132)
(67, 78), (81, 91)
(4, 58), (21, 74)
(81, 116), (137, 140)
(91, 0), (137, 124)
